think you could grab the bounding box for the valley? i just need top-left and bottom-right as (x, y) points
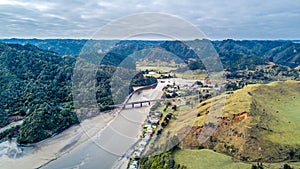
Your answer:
(0, 39), (299, 169)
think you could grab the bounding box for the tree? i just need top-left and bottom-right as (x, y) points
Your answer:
(161, 122), (167, 128)
(166, 113), (173, 120)
(0, 110), (8, 127)
(289, 150), (296, 159)
(282, 164), (294, 169)
(172, 105), (177, 111)
(251, 162), (264, 169)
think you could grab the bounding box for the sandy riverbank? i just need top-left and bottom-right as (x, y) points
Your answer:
(0, 112), (116, 169)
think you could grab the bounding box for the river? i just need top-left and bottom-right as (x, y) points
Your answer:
(40, 80), (168, 169)
(0, 79), (190, 169)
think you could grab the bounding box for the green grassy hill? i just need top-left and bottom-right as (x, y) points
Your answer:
(179, 81), (300, 163)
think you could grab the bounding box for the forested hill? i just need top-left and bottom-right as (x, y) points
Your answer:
(0, 42), (157, 144)
(212, 40), (300, 70)
(1, 39), (299, 70)
(0, 39), (159, 57)
(0, 38), (87, 56)
(0, 42), (78, 143)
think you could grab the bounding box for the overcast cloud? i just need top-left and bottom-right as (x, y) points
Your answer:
(0, 0), (299, 39)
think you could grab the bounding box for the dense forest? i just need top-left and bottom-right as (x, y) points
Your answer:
(0, 43), (78, 143)
(0, 42), (156, 143)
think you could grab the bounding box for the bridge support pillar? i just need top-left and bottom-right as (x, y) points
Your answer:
(140, 102), (143, 107)
(148, 101), (150, 105)
(132, 103), (134, 108)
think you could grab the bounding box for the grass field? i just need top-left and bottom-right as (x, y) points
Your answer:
(136, 60), (180, 72)
(173, 149), (251, 169)
(137, 65), (178, 72)
(175, 70), (207, 80)
(252, 80), (300, 145)
(173, 149), (300, 169)
(136, 60), (207, 80)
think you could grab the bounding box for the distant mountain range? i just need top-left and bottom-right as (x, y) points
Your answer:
(1, 38), (299, 69)
(213, 39), (300, 69)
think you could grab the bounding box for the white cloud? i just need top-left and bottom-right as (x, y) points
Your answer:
(43, 14), (67, 21)
(97, 2), (114, 8)
(0, 0), (54, 11)
(0, 0), (299, 39)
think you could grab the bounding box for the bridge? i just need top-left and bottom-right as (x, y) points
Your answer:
(111, 99), (164, 108)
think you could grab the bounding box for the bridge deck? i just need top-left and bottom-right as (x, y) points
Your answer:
(110, 98), (164, 108)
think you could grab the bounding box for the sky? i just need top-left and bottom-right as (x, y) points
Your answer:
(0, 0), (299, 40)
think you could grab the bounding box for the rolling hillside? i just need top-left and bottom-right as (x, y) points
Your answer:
(180, 80), (300, 163)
